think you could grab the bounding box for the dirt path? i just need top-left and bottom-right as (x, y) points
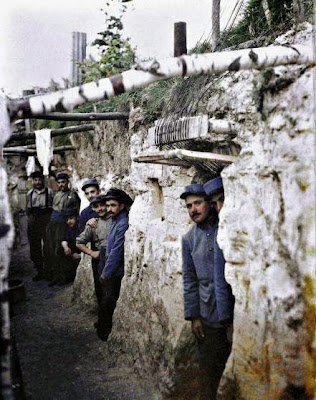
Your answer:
(10, 240), (161, 400)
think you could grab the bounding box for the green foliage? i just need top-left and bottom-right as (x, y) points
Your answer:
(190, 0), (313, 52)
(80, 1), (135, 82)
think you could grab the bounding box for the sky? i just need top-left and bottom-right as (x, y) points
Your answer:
(0, 0), (239, 97)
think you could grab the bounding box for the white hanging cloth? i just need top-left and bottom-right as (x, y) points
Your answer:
(26, 156), (36, 176)
(35, 129), (53, 176)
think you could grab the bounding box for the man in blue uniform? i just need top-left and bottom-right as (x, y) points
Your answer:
(97, 188), (133, 342)
(180, 180), (234, 399)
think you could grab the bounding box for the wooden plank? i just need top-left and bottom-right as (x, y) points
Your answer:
(132, 149), (237, 165)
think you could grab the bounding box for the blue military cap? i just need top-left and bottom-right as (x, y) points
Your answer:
(81, 178), (99, 191)
(55, 172), (69, 181)
(90, 194), (108, 206)
(203, 177), (223, 196)
(180, 184), (206, 199)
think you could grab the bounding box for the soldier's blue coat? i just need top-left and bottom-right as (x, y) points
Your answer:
(78, 205), (98, 233)
(182, 219), (234, 326)
(101, 211), (129, 279)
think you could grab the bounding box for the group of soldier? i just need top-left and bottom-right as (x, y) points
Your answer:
(26, 170), (234, 398)
(26, 171), (132, 342)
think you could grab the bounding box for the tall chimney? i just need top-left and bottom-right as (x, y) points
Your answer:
(71, 32), (87, 85)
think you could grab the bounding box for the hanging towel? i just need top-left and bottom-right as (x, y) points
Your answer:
(35, 129), (53, 176)
(26, 156), (36, 176)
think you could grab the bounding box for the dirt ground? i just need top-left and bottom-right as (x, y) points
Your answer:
(9, 224), (162, 400)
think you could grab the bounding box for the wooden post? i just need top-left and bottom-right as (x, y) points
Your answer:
(293, 0), (305, 23)
(174, 22), (187, 57)
(212, 0), (221, 51)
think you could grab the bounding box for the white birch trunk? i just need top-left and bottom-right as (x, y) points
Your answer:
(8, 44), (313, 121)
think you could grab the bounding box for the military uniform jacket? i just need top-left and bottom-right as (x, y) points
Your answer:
(76, 217), (111, 250)
(26, 187), (54, 213)
(181, 219), (234, 326)
(51, 189), (80, 223)
(101, 211), (129, 279)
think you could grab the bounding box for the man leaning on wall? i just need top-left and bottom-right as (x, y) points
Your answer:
(180, 178), (234, 399)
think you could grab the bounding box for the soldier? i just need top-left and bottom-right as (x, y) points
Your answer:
(44, 173), (80, 285)
(97, 188), (133, 341)
(26, 171), (54, 281)
(60, 208), (81, 284)
(76, 194), (111, 306)
(78, 178), (100, 233)
(180, 180), (234, 399)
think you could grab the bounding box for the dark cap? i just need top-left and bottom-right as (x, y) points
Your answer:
(30, 171), (44, 179)
(104, 188), (133, 207)
(180, 184), (206, 199)
(90, 194), (108, 206)
(203, 177), (223, 196)
(62, 208), (79, 219)
(81, 178), (99, 191)
(55, 173), (69, 181)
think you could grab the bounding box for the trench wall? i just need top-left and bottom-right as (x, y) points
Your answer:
(4, 24), (314, 399)
(71, 25), (315, 399)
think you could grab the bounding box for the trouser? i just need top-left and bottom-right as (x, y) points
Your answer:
(197, 325), (232, 400)
(92, 258), (102, 303)
(56, 247), (81, 284)
(27, 210), (52, 275)
(43, 220), (66, 280)
(97, 276), (122, 337)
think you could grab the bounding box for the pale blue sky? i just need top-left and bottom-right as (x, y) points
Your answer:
(0, 0), (238, 97)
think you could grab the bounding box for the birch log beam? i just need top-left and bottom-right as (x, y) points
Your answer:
(7, 45), (313, 121)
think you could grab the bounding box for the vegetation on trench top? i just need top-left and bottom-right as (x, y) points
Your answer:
(35, 0), (314, 130)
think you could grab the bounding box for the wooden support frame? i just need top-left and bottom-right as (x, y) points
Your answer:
(3, 145), (76, 156)
(132, 149), (237, 166)
(6, 124), (94, 143)
(30, 112), (129, 121)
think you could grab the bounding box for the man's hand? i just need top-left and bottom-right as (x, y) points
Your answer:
(64, 246), (72, 256)
(192, 318), (205, 340)
(99, 274), (107, 284)
(87, 218), (98, 228)
(72, 253), (81, 261)
(89, 250), (100, 259)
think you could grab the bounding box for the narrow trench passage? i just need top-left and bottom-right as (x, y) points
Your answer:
(9, 217), (161, 400)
